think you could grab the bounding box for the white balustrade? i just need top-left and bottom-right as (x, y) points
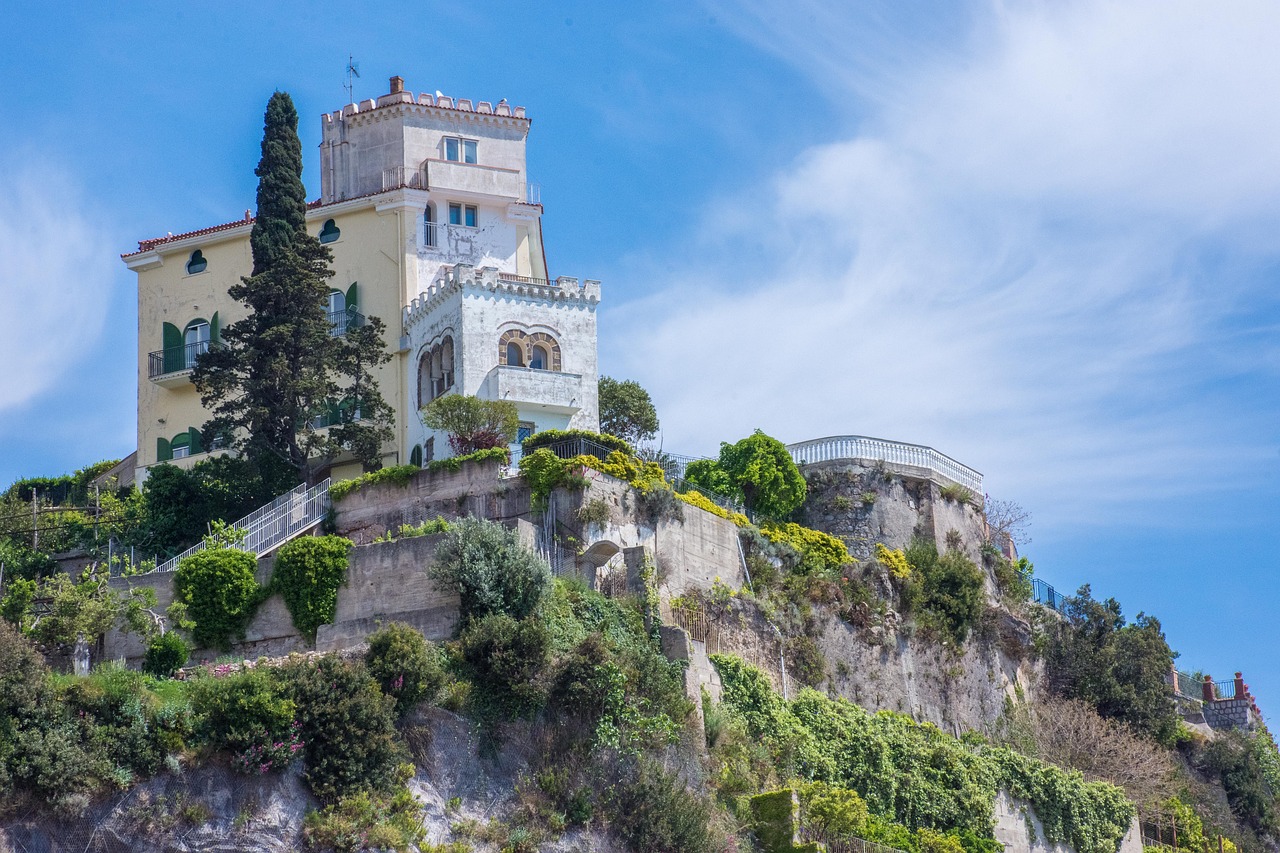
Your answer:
(786, 435), (982, 494)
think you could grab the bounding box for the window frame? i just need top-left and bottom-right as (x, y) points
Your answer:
(444, 136), (478, 164)
(185, 250), (207, 275)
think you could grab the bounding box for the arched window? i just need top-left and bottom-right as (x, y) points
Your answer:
(170, 431), (192, 460)
(186, 250), (207, 275)
(410, 445), (423, 467)
(530, 344), (549, 371)
(418, 334), (457, 404)
(506, 342), (524, 367)
(440, 337), (455, 391)
(417, 351), (432, 406)
(184, 320), (210, 369)
(319, 219), (340, 244)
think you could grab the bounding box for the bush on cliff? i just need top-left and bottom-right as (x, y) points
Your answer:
(430, 516), (550, 622)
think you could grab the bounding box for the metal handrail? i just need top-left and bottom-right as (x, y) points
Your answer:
(1032, 577), (1067, 611)
(786, 434), (982, 494)
(144, 479), (330, 575)
(327, 309), (366, 336)
(147, 341), (224, 378)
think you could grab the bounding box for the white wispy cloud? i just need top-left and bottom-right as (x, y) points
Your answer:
(605, 0), (1280, 526)
(0, 160), (118, 411)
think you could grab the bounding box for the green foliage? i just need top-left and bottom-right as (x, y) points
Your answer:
(903, 539), (985, 645)
(710, 654), (1135, 853)
(597, 376), (660, 445)
(365, 623), (445, 717)
(430, 516), (550, 621)
(576, 497), (612, 527)
(189, 666), (299, 774)
(373, 517), (451, 543)
(421, 394), (519, 455)
(751, 789), (802, 852)
(280, 655), (404, 802)
(271, 535), (353, 641)
(761, 522), (851, 576)
(137, 457), (274, 557)
(174, 547), (263, 651)
(606, 759), (717, 853)
(1201, 730), (1279, 836)
(993, 556), (1034, 605)
(459, 613), (551, 717)
(0, 539), (56, 581)
(193, 91), (393, 488)
(1, 577), (35, 630)
(424, 446), (509, 474)
(939, 483), (977, 507)
(302, 773), (426, 852)
(26, 571), (159, 653)
(330, 465), (420, 502)
(796, 780), (870, 843)
(1043, 584), (1179, 744)
(518, 448), (573, 510)
(710, 429), (807, 519)
(521, 428), (634, 456)
(143, 632), (189, 678)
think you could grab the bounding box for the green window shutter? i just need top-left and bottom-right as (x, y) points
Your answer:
(162, 322), (183, 372)
(346, 282), (358, 313)
(156, 437), (172, 462)
(410, 445), (422, 467)
(189, 427), (203, 454)
(210, 312), (220, 344)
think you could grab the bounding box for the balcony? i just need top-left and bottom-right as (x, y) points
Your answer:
(482, 365), (584, 414)
(423, 159), (523, 200)
(328, 309), (366, 336)
(148, 341), (224, 387)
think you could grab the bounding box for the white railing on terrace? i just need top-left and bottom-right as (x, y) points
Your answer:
(147, 479), (331, 575)
(786, 435), (983, 494)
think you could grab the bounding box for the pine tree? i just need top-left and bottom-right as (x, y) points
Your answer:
(193, 92), (393, 489)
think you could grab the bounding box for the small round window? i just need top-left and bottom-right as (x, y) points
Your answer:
(186, 250), (207, 275)
(319, 219), (340, 244)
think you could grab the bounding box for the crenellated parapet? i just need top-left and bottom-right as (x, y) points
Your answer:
(403, 263), (601, 333)
(322, 90), (528, 130)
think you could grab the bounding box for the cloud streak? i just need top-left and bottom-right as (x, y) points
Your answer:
(605, 0), (1280, 526)
(0, 160), (118, 412)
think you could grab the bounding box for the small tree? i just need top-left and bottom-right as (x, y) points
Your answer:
(429, 516), (550, 621)
(421, 395), (519, 455)
(598, 376), (660, 445)
(686, 430), (806, 519)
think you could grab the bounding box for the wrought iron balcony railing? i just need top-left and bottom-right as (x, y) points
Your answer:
(148, 340), (224, 379)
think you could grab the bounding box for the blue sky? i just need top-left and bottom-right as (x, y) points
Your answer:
(1, 2), (1277, 709)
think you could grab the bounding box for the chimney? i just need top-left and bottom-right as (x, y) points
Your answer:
(389, 76), (404, 95)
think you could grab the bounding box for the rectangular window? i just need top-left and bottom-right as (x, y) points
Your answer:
(444, 137), (478, 164)
(517, 422), (535, 444)
(465, 205), (477, 227)
(171, 444), (190, 459)
(449, 203), (462, 225)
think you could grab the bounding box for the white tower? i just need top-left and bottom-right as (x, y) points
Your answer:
(322, 76), (601, 464)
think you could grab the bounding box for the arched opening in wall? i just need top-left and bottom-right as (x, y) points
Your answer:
(319, 219), (340, 244)
(186, 250), (207, 275)
(440, 336), (455, 391)
(417, 350), (432, 407)
(582, 540), (621, 568)
(410, 444), (422, 467)
(530, 344), (549, 371)
(506, 341), (524, 367)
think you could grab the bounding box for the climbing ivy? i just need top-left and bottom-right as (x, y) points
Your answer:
(174, 547), (263, 651)
(270, 535), (354, 641)
(710, 654), (1135, 853)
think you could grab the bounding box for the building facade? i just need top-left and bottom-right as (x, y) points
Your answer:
(124, 76), (600, 483)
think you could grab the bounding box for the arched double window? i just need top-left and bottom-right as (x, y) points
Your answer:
(498, 328), (562, 371)
(418, 334), (456, 405)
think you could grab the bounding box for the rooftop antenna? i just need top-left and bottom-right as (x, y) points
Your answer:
(344, 56), (360, 104)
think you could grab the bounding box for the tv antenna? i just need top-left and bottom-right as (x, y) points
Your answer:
(344, 56), (360, 103)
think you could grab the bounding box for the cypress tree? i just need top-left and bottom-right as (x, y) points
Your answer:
(193, 92), (394, 489)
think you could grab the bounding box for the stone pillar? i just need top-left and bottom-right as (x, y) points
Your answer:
(1235, 672), (1246, 699)
(1202, 675), (1215, 702)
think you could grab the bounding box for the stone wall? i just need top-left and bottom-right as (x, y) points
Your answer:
(105, 534), (457, 664)
(994, 790), (1144, 853)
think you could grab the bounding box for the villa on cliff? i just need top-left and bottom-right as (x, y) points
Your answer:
(122, 76), (601, 485)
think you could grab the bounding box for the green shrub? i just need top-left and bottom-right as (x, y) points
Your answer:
(143, 632), (189, 678)
(522, 428), (633, 457)
(329, 465), (420, 502)
(751, 789), (801, 852)
(796, 780), (869, 843)
(189, 667), (300, 774)
(993, 556), (1034, 604)
(459, 613), (550, 717)
(271, 535), (354, 641)
(365, 622), (445, 717)
(1, 577), (36, 630)
(424, 446), (509, 474)
(302, 770), (425, 853)
(607, 759), (716, 853)
(281, 655), (403, 802)
(903, 539), (985, 645)
(430, 516), (550, 621)
(174, 547), (262, 651)
(576, 497), (612, 527)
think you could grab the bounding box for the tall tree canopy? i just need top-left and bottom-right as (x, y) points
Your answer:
(598, 376), (660, 445)
(193, 92), (393, 488)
